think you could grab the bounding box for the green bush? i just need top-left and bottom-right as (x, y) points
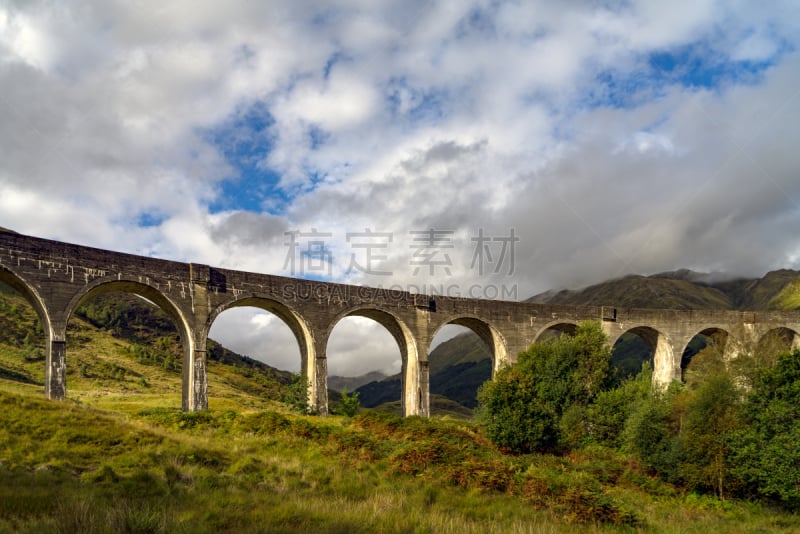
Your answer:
(729, 349), (800, 509)
(477, 321), (612, 453)
(284, 373), (311, 414)
(335, 387), (360, 417)
(586, 364), (652, 448)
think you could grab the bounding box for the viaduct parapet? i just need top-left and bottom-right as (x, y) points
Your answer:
(1, 231), (799, 416)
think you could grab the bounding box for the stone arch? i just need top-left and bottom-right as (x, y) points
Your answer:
(0, 265), (51, 337)
(67, 278), (193, 346)
(533, 320), (578, 344)
(206, 296), (314, 409)
(0, 265), (55, 396)
(325, 306), (419, 416)
(610, 325), (677, 387)
(66, 277), (198, 409)
(425, 316), (507, 415)
(757, 326), (800, 353)
(432, 316), (509, 374)
(679, 327), (729, 377)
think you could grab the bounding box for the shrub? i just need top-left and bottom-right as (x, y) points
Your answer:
(478, 321), (612, 453)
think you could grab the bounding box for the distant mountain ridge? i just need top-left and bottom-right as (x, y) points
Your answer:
(328, 371), (387, 392)
(526, 269), (800, 311)
(355, 330), (492, 411)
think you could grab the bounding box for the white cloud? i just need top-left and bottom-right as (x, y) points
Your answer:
(209, 307), (301, 372)
(295, 71), (378, 131)
(1, 1), (800, 374)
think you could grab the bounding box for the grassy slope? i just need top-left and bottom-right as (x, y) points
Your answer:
(0, 287), (292, 413)
(0, 292), (798, 531)
(3, 387), (799, 533)
(428, 331), (491, 375)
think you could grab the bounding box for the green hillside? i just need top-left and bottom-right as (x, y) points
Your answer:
(428, 331), (490, 374)
(356, 331), (493, 413)
(0, 283), (293, 412)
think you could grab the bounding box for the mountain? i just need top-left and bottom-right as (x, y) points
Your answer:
(527, 269), (800, 311)
(328, 371), (387, 392)
(355, 330), (492, 413)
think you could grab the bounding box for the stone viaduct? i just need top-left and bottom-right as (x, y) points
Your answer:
(1, 230), (799, 416)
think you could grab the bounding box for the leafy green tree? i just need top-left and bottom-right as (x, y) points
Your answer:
(478, 321), (612, 453)
(728, 349), (800, 510)
(678, 373), (741, 498)
(728, 324), (789, 390)
(677, 342), (742, 499)
(336, 387), (360, 417)
(478, 361), (559, 453)
(285, 372), (311, 415)
(621, 382), (682, 478)
(586, 363), (652, 448)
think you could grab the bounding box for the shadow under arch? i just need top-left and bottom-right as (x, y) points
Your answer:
(326, 306), (419, 416)
(610, 325), (676, 386)
(66, 277), (196, 408)
(533, 321), (578, 344)
(433, 316), (509, 375)
(0, 265), (54, 394)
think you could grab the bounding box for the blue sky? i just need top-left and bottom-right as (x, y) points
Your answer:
(1, 1), (799, 373)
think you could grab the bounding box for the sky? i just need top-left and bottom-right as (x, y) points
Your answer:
(1, 1), (800, 375)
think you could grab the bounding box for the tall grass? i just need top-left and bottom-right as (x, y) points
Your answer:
(0, 384), (798, 533)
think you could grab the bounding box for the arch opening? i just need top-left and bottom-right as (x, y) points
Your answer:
(326, 309), (408, 417)
(0, 279), (47, 387)
(207, 305), (302, 409)
(207, 297), (310, 411)
(427, 322), (493, 418)
(611, 327), (658, 380)
(208, 306), (302, 372)
(65, 289), (186, 404)
(534, 322), (578, 344)
(65, 281), (193, 407)
(757, 327), (800, 359)
(680, 328), (728, 382)
(614, 326), (675, 386)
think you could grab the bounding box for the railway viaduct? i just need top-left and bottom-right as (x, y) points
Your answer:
(1, 230), (799, 416)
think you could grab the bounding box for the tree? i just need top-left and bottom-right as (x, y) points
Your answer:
(586, 363), (652, 448)
(336, 387), (360, 417)
(729, 349), (800, 510)
(621, 382), (681, 478)
(678, 373), (741, 498)
(285, 373), (311, 415)
(478, 321), (613, 453)
(677, 342), (742, 499)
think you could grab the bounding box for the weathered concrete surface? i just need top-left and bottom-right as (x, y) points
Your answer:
(1, 230), (799, 416)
